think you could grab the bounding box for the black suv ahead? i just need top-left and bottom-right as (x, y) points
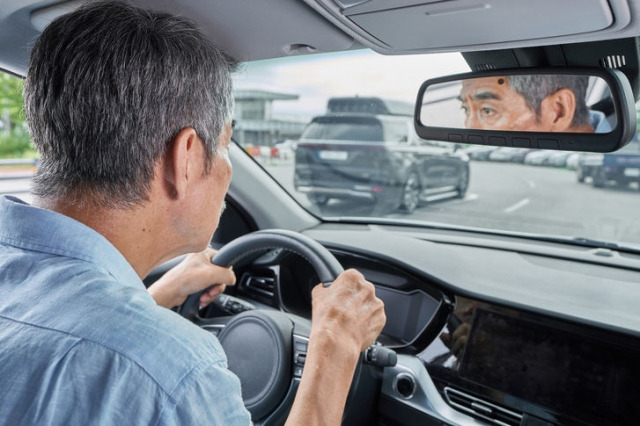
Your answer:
(294, 97), (470, 214)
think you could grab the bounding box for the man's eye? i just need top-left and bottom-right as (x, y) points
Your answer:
(480, 106), (496, 117)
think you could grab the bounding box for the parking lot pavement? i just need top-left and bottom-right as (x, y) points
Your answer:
(264, 161), (640, 246)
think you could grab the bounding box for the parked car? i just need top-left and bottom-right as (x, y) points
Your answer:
(577, 138), (640, 187)
(566, 152), (581, 170)
(488, 147), (533, 163)
(294, 98), (469, 213)
(524, 150), (554, 165)
(464, 145), (497, 161)
(273, 139), (297, 160)
(546, 151), (573, 167)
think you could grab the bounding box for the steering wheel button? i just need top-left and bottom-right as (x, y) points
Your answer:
(293, 366), (304, 378)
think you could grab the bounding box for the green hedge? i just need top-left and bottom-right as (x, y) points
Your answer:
(0, 132), (36, 158)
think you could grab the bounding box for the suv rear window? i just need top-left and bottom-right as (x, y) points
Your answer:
(301, 116), (383, 141)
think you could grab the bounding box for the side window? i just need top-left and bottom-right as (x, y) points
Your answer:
(0, 73), (36, 203)
(0, 73), (33, 158)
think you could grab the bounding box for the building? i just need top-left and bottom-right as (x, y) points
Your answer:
(233, 89), (307, 147)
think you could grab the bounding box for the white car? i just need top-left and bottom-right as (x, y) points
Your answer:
(524, 150), (554, 165)
(273, 140), (297, 160)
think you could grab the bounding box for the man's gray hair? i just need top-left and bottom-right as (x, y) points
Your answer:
(24, 1), (237, 208)
(507, 75), (590, 128)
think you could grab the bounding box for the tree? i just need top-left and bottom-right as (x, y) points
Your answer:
(0, 73), (25, 130)
(0, 73), (34, 158)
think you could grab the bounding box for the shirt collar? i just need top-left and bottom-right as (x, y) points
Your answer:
(0, 195), (142, 289)
(589, 110), (612, 133)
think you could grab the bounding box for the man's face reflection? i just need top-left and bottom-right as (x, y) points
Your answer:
(459, 77), (543, 131)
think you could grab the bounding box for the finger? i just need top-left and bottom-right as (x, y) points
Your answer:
(201, 263), (236, 288)
(204, 247), (219, 259)
(452, 336), (467, 355)
(441, 332), (452, 346)
(199, 284), (226, 307)
(213, 266), (236, 286)
(452, 323), (469, 340)
(207, 283), (227, 298)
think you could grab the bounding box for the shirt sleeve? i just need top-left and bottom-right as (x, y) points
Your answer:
(157, 359), (252, 426)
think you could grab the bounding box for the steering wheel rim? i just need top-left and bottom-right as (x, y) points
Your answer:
(178, 229), (344, 321)
(178, 229), (345, 423)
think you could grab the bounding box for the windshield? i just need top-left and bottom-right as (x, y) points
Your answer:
(233, 50), (640, 248)
(3, 50), (640, 249)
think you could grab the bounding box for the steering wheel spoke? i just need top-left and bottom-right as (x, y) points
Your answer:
(192, 315), (233, 337)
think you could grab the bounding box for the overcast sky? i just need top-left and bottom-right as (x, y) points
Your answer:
(233, 50), (470, 121)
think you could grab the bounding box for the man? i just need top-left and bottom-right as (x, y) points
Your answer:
(0, 2), (386, 425)
(459, 75), (611, 133)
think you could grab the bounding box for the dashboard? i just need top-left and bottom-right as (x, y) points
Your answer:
(226, 248), (448, 350)
(148, 221), (640, 425)
(200, 224), (640, 425)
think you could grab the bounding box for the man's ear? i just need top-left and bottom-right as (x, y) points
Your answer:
(540, 88), (577, 132)
(162, 128), (200, 201)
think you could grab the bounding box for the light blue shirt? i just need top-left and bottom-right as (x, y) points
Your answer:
(0, 196), (251, 425)
(590, 109), (612, 133)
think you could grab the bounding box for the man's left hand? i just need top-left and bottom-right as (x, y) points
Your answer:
(147, 248), (236, 309)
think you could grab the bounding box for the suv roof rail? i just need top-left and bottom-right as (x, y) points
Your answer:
(327, 96), (413, 116)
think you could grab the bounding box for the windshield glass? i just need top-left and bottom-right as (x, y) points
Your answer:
(233, 50), (640, 247)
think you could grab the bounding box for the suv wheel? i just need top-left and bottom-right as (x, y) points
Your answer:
(592, 168), (606, 188)
(400, 173), (420, 213)
(455, 167), (469, 199)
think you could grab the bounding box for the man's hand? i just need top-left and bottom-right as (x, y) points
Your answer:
(310, 268), (386, 353)
(147, 248), (236, 309)
(286, 269), (386, 426)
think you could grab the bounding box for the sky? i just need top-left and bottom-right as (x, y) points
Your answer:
(233, 50), (470, 122)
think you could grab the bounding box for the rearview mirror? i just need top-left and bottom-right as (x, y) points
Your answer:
(415, 68), (636, 152)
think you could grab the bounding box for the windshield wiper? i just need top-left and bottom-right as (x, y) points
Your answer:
(571, 237), (622, 250)
(543, 236), (640, 255)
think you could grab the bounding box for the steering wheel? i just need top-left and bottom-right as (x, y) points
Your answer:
(178, 229), (344, 424)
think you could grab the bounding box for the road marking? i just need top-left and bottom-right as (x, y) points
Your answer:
(504, 198), (530, 213)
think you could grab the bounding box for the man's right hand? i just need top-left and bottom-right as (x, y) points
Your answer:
(310, 268), (386, 353)
(285, 268), (386, 426)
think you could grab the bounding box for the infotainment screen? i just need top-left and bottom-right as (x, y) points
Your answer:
(459, 309), (640, 424)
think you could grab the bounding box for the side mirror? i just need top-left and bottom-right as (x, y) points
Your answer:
(414, 68), (636, 152)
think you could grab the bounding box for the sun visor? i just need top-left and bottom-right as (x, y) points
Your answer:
(304, 0), (630, 54)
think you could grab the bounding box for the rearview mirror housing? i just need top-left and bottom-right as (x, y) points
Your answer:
(414, 68), (637, 152)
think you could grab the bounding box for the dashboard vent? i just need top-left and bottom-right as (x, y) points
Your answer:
(240, 270), (277, 302)
(444, 387), (523, 426)
(600, 54), (626, 68)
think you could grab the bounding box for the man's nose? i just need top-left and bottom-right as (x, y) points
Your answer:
(465, 111), (481, 129)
